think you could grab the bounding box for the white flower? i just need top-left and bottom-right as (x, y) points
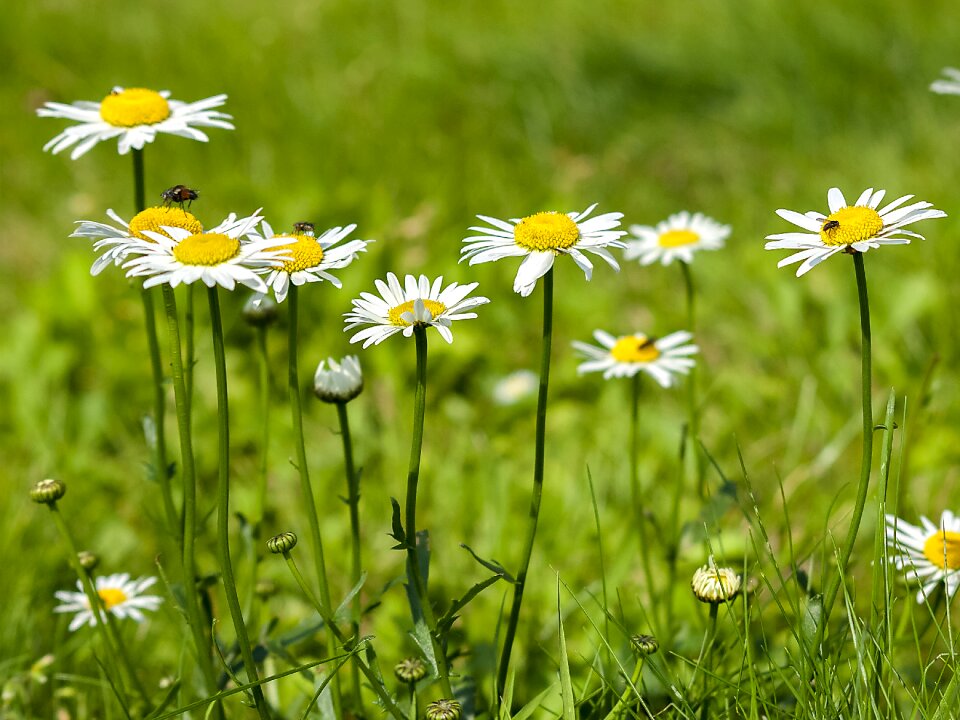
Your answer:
(492, 370), (539, 406)
(931, 67), (960, 96)
(71, 206), (204, 276)
(623, 211), (729, 266)
(122, 211), (292, 292)
(691, 560), (742, 604)
(886, 511), (960, 604)
(54, 573), (163, 631)
(38, 87), (233, 159)
(461, 204), (626, 297)
(572, 330), (697, 387)
(344, 273), (489, 348)
(247, 220), (371, 303)
(314, 355), (364, 403)
(764, 187), (946, 276)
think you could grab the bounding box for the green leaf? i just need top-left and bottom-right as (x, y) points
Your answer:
(460, 543), (516, 583)
(557, 584), (576, 720)
(438, 572), (506, 635)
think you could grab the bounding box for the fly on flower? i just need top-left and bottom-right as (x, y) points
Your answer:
(886, 511), (960, 604)
(38, 87), (234, 159)
(572, 329), (697, 387)
(764, 187), (946, 276)
(54, 573), (163, 631)
(161, 184), (199, 211)
(624, 211), (730, 266)
(461, 204), (626, 297)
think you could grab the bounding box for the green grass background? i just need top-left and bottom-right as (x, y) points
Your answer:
(3, 0), (960, 715)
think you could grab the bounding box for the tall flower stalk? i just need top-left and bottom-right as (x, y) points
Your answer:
(678, 260), (704, 496)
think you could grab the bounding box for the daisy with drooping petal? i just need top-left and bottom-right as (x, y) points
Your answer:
(624, 211), (730, 266)
(54, 573), (163, 631)
(886, 511), (960, 604)
(344, 273), (489, 348)
(931, 67), (960, 95)
(248, 220), (371, 303)
(122, 211), (290, 292)
(573, 330), (697, 387)
(38, 87), (233, 160)
(461, 204), (626, 297)
(764, 187), (946, 276)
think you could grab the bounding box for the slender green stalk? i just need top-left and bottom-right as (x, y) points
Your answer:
(679, 261), (704, 497)
(336, 400), (364, 709)
(602, 656), (645, 720)
(405, 326), (454, 697)
(207, 288), (270, 719)
(184, 284), (196, 414)
(630, 375), (657, 617)
(497, 268), (554, 701)
(287, 285), (342, 715)
(248, 322), (271, 622)
(693, 604), (719, 720)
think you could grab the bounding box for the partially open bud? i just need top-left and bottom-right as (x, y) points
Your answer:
(30, 478), (66, 505)
(394, 657), (427, 684)
(243, 292), (279, 327)
(77, 551), (100, 572)
(425, 699), (461, 720)
(691, 559), (742, 604)
(313, 356), (363, 404)
(630, 634), (659, 656)
(267, 532), (298, 554)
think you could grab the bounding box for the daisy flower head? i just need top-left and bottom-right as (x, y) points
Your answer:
(691, 559), (742, 604)
(314, 355), (364, 403)
(344, 273), (489, 348)
(123, 210), (291, 292)
(248, 220), (372, 302)
(461, 204), (627, 297)
(38, 87), (233, 160)
(573, 329), (697, 387)
(624, 211), (730, 266)
(54, 573), (163, 631)
(931, 67), (960, 96)
(886, 511), (960, 604)
(765, 187), (946, 277)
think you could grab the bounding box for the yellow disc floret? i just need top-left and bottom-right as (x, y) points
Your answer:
(819, 206), (884, 246)
(172, 233), (241, 266)
(99, 88), (171, 127)
(98, 588), (128, 610)
(513, 212), (580, 252)
(658, 229), (700, 248)
(923, 530), (960, 570)
(128, 207), (203, 242)
(274, 233), (324, 273)
(611, 335), (660, 363)
(388, 299), (447, 326)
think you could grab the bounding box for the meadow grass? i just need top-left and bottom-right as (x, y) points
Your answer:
(3, 0), (960, 717)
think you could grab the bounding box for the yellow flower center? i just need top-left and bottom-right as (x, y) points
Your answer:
(172, 233), (241, 266)
(610, 335), (661, 363)
(98, 588), (128, 610)
(387, 299), (447, 326)
(128, 207), (203, 242)
(99, 88), (171, 127)
(513, 212), (580, 252)
(819, 206), (884, 246)
(658, 229), (700, 248)
(923, 530), (960, 570)
(274, 233), (324, 273)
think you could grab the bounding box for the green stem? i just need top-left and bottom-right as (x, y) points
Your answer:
(693, 604), (719, 720)
(184, 284), (196, 417)
(207, 288), (270, 719)
(679, 261), (703, 498)
(132, 148), (146, 212)
(631, 375), (656, 617)
(336, 400), (364, 710)
(248, 323), (271, 623)
(405, 326), (454, 697)
(497, 268), (554, 701)
(287, 285), (343, 716)
(603, 656), (645, 720)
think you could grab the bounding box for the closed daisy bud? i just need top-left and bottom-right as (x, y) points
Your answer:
(394, 656), (428, 683)
(31, 478), (66, 505)
(691, 560), (742, 604)
(425, 698), (462, 720)
(314, 356), (364, 404)
(267, 532), (298, 554)
(77, 551), (100, 572)
(243, 292), (279, 327)
(630, 634), (659, 656)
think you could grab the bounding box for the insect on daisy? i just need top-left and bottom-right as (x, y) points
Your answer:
(624, 211), (730, 266)
(931, 67), (960, 96)
(38, 87), (233, 159)
(344, 272), (489, 347)
(573, 329), (697, 387)
(461, 204), (626, 297)
(123, 211), (291, 292)
(886, 511), (960, 603)
(764, 187), (946, 276)
(54, 573), (163, 631)
(248, 220), (371, 302)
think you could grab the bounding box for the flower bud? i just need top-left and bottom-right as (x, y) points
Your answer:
(394, 657), (427, 684)
(630, 634), (659, 656)
(77, 551), (100, 572)
(313, 356), (363, 404)
(30, 478), (66, 505)
(243, 292), (279, 327)
(691, 559), (742, 604)
(267, 532), (298, 554)
(425, 699), (461, 720)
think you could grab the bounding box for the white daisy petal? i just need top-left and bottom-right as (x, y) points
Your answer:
(573, 328), (697, 387)
(886, 511), (960, 604)
(53, 572), (163, 632)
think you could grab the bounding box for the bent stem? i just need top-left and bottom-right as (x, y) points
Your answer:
(497, 268), (554, 702)
(603, 654), (646, 720)
(679, 261), (704, 498)
(207, 288), (270, 720)
(405, 326), (454, 697)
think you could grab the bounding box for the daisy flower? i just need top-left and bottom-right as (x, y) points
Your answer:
(623, 211), (730, 266)
(123, 211), (291, 292)
(931, 67), (960, 96)
(886, 511), (960, 604)
(344, 273), (489, 348)
(38, 87), (233, 160)
(492, 369), (539, 406)
(314, 355), (364, 403)
(248, 220), (371, 303)
(461, 204), (626, 297)
(71, 205), (203, 276)
(54, 573), (163, 631)
(572, 329), (697, 387)
(691, 559), (742, 604)
(764, 187), (946, 277)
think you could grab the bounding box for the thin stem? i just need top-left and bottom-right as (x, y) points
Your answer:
(132, 148), (146, 213)
(631, 375), (656, 616)
(248, 323), (271, 623)
(207, 288), (270, 720)
(336, 400), (364, 710)
(405, 326), (454, 697)
(287, 285), (343, 715)
(603, 656), (645, 720)
(693, 604), (719, 720)
(679, 261), (703, 497)
(497, 268), (554, 701)
(184, 284), (196, 416)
